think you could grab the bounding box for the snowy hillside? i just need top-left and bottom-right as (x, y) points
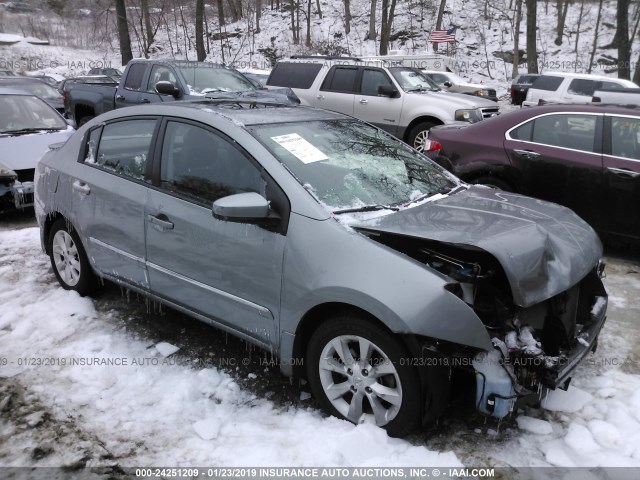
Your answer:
(0, 0), (638, 98)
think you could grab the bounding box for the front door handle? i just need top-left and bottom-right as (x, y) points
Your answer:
(607, 167), (640, 178)
(316, 94), (325, 100)
(115, 94), (125, 101)
(72, 180), (90, 195)
(513, 149), (541, 158)
(147, 214), (174, 231)
(359, 99), (368, 105)
(140, 98), (151, 104)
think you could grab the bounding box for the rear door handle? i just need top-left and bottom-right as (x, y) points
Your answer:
(147, 214), (175, 231)
(513, 149), (541, 158)
(72, 180), (90, 195)
(316, 94), (324, 100)
(115, 94), (125, 101)
(359, 99), (368, 105)
(607, 167), (640, 178)
(140, 98), (151, 104)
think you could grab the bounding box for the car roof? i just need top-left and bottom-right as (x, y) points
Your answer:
(538, 71), (636, 83)
(0, 77), (47, 84)
(97, 99), (351, 126)
(0, 87), (32, 95)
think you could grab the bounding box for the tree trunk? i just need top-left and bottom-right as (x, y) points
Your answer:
(588, 0), (604, 74)
(140, 0), (153, 48)
(366, 0), (376, 41)
(227, 0), (239, 22)
(217, 0), (225, 26)
(306, 0), (311, 46)
(574, 0), (585, 54)
(433, 0), (447, 52)
(290, 0), (298, 43)
(196, 0), (206, 61)
(554, 0), (570, 46)
(633, 50), (640, 85)
(316, 0), (322, 19)
(512, 0), (523, 78)
(256, 0), (262, 33)
(525, 0), (538, 73)
(380, 0), (389, 54)
(616, 0), (631, 79)
(115, 0), (133, 66)
(344, 0), (351, 35)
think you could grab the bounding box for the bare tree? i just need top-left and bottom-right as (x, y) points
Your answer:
(256, 0), (262, 34)
(316, 0), (322, 18)
(140, 0), (154, 48)
(525, 0), (538, 73)
(554, 0), (570, 46)
(217, 0), (225, 26)
(290, 0), (299, 44)
(512, 0), (523, 78)
(433, 0), (447, 52)
(587, 0), (604, 74)
(344, 0), (351, 35)
(196, 0), (206, 61)
(366, 0), (376, 40)
(115, 0), (133, 65)
(615, 0), (631, 78)
(379, 0), (397, 54)
(306, 0), (311, 46)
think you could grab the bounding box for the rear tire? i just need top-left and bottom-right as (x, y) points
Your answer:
(77, 116), (94, 127)
(470, 176), (514, 192)
(407, 121), (437, 153)
(48, 219), (97, 296)
(306, 315), (424, 437)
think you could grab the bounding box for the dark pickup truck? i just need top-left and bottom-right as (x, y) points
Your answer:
(66, 59), (297, 125)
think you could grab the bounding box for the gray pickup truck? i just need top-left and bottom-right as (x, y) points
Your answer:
(66, 59), (297, 125)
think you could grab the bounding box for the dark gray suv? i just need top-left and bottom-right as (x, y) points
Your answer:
(34, 100), (607, 436)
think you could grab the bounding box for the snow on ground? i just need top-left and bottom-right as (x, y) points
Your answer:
(1, 226), (640, 470)
(0, 228), (461, 468)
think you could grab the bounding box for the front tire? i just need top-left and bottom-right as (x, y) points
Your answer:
(407, 121), (437, 153)
(306, 315), (422, 437)
(48, 219), (96, 296)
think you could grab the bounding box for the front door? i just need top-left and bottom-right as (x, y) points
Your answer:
(145, 119), (286, 344)
(354, 68), (401, 136)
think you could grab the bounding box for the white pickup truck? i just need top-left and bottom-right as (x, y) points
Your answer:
(592, 88), (640, 105)
(265, 57), (499, 152)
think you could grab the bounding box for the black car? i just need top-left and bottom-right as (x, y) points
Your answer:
(510, 73), (541, 105)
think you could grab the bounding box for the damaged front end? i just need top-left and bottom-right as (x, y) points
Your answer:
(355, 226), (607, 419)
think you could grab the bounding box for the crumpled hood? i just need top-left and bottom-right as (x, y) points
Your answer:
(351, 186), (602, 307)
(0, 128), (73, 171)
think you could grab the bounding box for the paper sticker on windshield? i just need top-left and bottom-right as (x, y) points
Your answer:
(271, 133), (328, 164)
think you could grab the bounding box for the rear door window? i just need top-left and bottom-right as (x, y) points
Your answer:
(321, 67), (358, 93)
(531, 75), (564, 91)
(531, 114), (598, 152)
(610, 116), (640, 160)
(567, 79), (598, 96)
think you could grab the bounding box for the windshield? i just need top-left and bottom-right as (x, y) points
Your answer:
(251, 120), (456, 212)
(4, 81), (62, 100)
(388, 67), (442, 92)
(0, 94), (67, 134)
(177, 65), (256, 95)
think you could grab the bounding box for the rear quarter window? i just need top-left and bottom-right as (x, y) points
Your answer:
(267, 63), (322, 89)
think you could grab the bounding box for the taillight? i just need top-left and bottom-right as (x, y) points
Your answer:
(62, 88), (67, 107)
(510, 87), (515, 97)
(425, 139), (442, 152)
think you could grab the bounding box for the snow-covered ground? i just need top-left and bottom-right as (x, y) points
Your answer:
(1, 218), (640, 473)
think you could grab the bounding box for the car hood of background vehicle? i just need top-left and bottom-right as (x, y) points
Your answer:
(417, 90), (497, 108)
(351, 186), (602, 308)
(204, 89), (298, 104)
(0, 128), (73, 170)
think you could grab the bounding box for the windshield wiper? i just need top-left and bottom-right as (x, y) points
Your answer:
(0, 127), (63, 135)
(332, 204), (401, 215)
(403, 184), (465, 206)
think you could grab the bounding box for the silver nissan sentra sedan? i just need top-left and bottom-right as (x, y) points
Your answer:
(34, 100), (608, 436)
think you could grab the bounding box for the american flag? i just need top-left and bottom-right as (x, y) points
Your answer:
(428, 27), (457, 44)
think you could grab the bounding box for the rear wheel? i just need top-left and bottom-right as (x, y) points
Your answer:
(77, 116), (94, 127)
(48, 219), (97, 296)
(470, 176), (514, 192)
(407, 121), (437, 153)
(306, 315), (423, 437)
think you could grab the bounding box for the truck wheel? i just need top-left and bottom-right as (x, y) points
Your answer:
(471, 176), (514, 192)
(306, 314), (424, 437)
(407, 122), (437, 153)
(48, 219), (97, 296)
(77, 116), (94, 127)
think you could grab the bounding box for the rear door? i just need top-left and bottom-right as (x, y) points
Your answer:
(72, 117), (158, 287)
(353, 67), (402, 136)
(144, 119), (287, 345)
(115, 63), (148, 107)
(504, 112), (604, 230)
(602, 114), (640, 239)
(316, 66), (357, 116)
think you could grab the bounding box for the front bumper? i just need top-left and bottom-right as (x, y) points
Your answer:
(3, 181), (35, 209)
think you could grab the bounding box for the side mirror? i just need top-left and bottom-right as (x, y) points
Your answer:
(378, 85), (400, 98)
(212, 192), (272, 222)
(444, 81), (453, 88)
(155, 81), (181, 98)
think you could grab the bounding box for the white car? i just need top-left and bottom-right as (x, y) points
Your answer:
(422, 70), (498, 102)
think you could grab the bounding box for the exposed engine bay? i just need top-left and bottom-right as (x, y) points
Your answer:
(361, 232), (608, 418)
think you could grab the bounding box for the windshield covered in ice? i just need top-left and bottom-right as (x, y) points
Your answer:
(251, 119), (456, 212)
(388, 67), (442, 92)
(0, 94), (67, 134)
(177, 64), (256, 95)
